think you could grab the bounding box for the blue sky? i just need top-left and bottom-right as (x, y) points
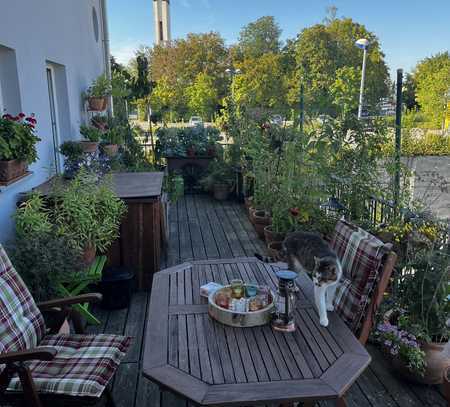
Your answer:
(108, 0), (450, 76)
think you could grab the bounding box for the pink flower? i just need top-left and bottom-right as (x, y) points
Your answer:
(18, 113), (26, 119)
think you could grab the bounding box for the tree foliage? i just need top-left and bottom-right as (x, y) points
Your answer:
(237, 16), (282, 59)
(413, 52), (450, 128)
(294, 17), (389, 115)
(186, 73), (219, 120)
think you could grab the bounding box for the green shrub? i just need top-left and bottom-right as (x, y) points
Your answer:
(9, 234), (83, 302)
(382, 130), (450, 156)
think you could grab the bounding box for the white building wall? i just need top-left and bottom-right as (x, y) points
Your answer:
(0, 0), (106, 243)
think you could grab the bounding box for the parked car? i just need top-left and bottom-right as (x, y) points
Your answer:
(189, 116), (203, 127)
(270, 115), (284, 126)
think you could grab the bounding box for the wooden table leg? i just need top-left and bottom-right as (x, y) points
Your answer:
(336, 396), (347, 407)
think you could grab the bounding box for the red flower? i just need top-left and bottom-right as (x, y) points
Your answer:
(261, 123), (270, 130)
(289, 207), (299, 217)
(18, 113), (26, 118)
(2, 113), (12, 120)
(26, 117), (37, 124)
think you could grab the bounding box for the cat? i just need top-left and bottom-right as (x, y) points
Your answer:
(255, 231), (343, 327)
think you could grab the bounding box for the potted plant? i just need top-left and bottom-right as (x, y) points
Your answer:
(374, 246), (450, 384)
(79, 125), (102, 153)
(84, 74), (111, 111)
(52, 170), (127, 264)
(60, 141), (84, 178)
(200, 160), (235, 201)
(102, 127), (124, 157)
(0, 113), (40, 183)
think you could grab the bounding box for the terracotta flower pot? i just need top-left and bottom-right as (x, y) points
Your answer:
(79, 141), (99, 154)
(267, 241), (284, 261)
(264, 225), (286, 244)
(0, 159), (27, 183)
(103, 144), (119, 157)
(253, 210), (272, 240)
(213, 183), (229, 201)
(82, 244), (96, 266)
(244, 196), (254, 213)
(87, 97), (108, 111)
(389, 342), (450, 385)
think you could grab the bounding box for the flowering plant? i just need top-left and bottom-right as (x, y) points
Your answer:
(0, 113), (40, 162)
(374, 322), (426, 376)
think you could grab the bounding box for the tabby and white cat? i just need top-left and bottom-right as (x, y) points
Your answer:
(256, 232), (343, 327)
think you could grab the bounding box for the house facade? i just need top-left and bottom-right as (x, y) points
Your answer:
(0, 0), (110, 242)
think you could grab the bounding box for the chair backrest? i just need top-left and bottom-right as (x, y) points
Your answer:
(0, 244), (45, 357)
(330, 220), (396, 344)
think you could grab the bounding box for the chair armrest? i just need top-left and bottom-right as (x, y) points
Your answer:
(37, 293), (103, 310)
(0, 348), (57, 364)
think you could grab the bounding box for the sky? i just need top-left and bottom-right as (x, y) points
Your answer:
(108, 0), (450, 77)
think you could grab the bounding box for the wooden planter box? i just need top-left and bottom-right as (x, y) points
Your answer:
(165, 156), (214, 193)
(106, 172), (164, 291)
(0, 159), (27, 184)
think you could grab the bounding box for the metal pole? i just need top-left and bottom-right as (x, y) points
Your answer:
(394, 69), (403, 208)
(100, 0), (113, 117)
(299, 81), (304, 134)
(358, 47), (368, 119)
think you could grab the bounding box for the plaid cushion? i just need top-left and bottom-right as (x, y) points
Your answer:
(0, 244), (46, 366)
(7, 334), (131, 398)
(330, 220), (391, 333)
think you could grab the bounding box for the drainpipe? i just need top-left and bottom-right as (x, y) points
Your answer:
(100, 0), (113, 117)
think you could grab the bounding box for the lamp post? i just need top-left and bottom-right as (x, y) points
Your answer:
(355, 38), (369, 119)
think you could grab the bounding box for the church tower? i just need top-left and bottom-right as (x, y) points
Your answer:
(153, 0), (171, 45)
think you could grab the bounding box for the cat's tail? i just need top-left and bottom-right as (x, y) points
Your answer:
(255, 253), (278, 263)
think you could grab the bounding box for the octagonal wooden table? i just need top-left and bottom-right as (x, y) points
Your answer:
(143, 258), (371, 406)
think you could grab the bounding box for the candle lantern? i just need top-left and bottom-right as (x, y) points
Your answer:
(272, 270), (297, 332)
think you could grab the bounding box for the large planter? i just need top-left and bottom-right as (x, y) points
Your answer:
(103, 144), (119, 157)
(165, 156), (214, 193)
(79, 141), (99, 154)
(0, 159), (27, 184)
(87, 97), (108, 111)
(82, 244), (96, 266)
(264, 225), (286, 244)
(387, 342), (450, 385)
(253, 210), (271, 239)
(213, 183), (230, 201)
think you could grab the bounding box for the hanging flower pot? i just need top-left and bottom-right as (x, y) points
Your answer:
(79, 141), (99, 154)
(87, 96), (108, 112)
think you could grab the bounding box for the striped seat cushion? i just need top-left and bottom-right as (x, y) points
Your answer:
(7, 334), (131, 398)
(0, 244), (46, 371)
(330, 220), (391, 334)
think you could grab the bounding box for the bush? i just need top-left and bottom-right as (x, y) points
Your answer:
(382, 129), (450, 156)
(9, 234), (83, 302)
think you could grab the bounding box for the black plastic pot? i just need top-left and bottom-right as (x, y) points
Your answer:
(100, 266), (134, 310)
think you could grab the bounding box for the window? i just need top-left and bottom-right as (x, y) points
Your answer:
(0, 45), (21, 114)
(92, 7), (99, 43)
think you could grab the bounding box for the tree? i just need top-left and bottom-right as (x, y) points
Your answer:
(149, 32), (228, 119)
(414, 52), (450, 127)
(330, 66), (360, 115)
(233, 53), (287, 112)
(293, 17), (389, 116)
(186, 73), (218, 120)
(150, 76), (185, 122)
(237, 16), (282, 59)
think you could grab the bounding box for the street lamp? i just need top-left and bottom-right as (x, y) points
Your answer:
(355, 38), (369, 119)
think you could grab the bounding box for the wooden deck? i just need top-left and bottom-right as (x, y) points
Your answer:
(88, 195), (447, 407)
